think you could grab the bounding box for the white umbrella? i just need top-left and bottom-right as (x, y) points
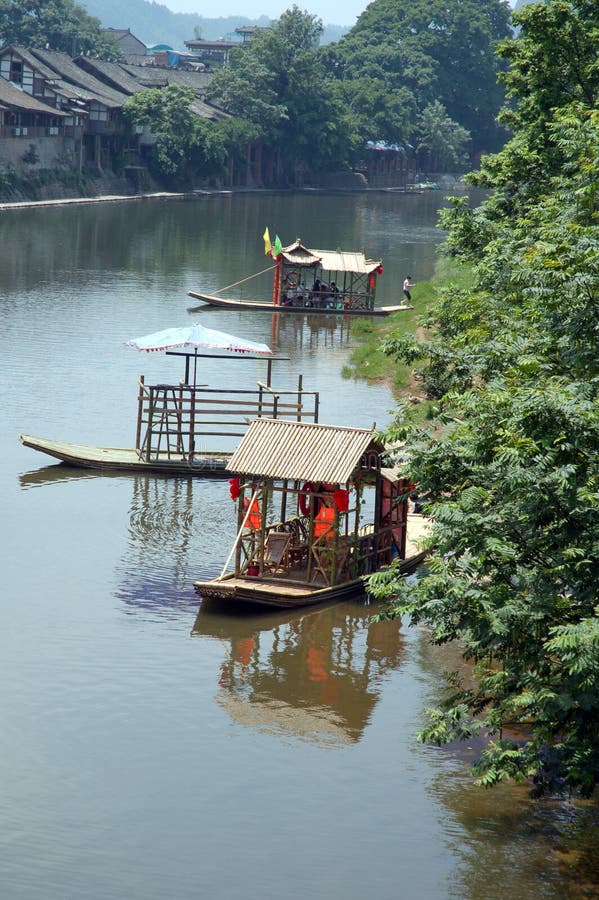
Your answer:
(126, 322), (272, 385)
(126, 322), (272, 356)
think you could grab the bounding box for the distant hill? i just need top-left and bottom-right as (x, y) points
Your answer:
(80, 0), (347, 50)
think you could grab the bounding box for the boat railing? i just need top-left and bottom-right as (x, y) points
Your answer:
(236, 516), (400, 586)
(136, 377), (319, 462)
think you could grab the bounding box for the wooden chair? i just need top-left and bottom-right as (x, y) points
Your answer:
(263, 531), (292, 573)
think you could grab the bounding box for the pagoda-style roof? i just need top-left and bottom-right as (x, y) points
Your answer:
(227, 418), (383, 484)
(281, 238), (382, 274)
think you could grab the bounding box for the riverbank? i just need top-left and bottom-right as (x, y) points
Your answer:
(0, 187), (241, 211)
(343, 256), (473, 416)
(0, 184), (440, 212)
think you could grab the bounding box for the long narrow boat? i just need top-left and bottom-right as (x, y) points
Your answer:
(19, 435), (232, 475)
(194, 417), (429, 609)
(188, 238), (412, 317)
(188, 291), (409, 317)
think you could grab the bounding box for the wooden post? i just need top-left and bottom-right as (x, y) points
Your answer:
(373, 472), (382, 569)
(258, 485), (268, 574)
(145, 387), (154, 462)
(223, 487), (259, 578)
(135, 375), (144, 451)
(354, 481), (362, 572)
(296, 374), (303, 421)
(177, 384), (184, 455)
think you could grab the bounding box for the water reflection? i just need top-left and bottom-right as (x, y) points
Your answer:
(19, 463), (104, 489)
(193, 599), (405, 746)
(18, 463), (226, 616)
(431, 770), (585, 900)
(271, 311), (353, 353)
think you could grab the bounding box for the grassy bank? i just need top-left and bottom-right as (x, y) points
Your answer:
(342, 256), (472, 419)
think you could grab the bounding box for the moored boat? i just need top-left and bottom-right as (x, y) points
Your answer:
(188, 238), (412, 317)
(18, 434), (232, 475)
(20, 325), (319, 477)
(194, 417), (429, 608)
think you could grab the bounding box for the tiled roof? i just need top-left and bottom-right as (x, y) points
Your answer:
(74, 57), (149, 95)
(0, 75), (67, 115)
(29, 48), (129, 108)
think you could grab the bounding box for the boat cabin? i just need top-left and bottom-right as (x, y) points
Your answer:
(275, 239), (383, 312)
(195, 418), (412, 607)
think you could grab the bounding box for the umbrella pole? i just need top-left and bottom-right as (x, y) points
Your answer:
(184, 356), (190, 385)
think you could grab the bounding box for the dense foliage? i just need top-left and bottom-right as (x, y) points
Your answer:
(0, 0), (122, 59)
(123, 84), (228, 185)
(324, 0), (511, 163)
(370, 0), (599, 797)
(207, 0), (509, 179)
(206, 6), (354, 184)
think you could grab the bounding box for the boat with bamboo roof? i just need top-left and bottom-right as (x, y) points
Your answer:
(194, 417), (429, 608)
(188, 238), (412, 317)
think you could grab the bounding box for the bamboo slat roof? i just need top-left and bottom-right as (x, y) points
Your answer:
(226, 418), (383, 484)
(281, 239), (381, 274)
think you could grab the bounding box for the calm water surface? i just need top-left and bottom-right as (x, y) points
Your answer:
(0, 192), (582, 899)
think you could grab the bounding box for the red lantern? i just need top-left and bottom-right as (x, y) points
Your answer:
(228, 477), (241, 500)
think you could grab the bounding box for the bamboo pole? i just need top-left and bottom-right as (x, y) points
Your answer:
(213, 264), (276, 296)
(220, 488), (259, 579)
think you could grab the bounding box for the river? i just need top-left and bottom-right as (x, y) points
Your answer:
(0, 190), (590, 899)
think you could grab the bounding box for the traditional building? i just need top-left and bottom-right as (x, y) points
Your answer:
(0, 75), (68, 169)
(103, 28), (147, 62)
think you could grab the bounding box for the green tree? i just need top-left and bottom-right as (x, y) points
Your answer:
(0, 0), (122, 59)
(415, 101), (471, 174)
(470, 0), (599, 215)
(329, 75), (415, 147)
(325, 0), (510, 159)
(207, 5), (353, 182)
(369, 0), (599, 798)
(123, 84), (227, 184)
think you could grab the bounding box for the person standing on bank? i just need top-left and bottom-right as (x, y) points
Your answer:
(403, 275), (414, 303)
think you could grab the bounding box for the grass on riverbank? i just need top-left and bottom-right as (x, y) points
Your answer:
(341, 256), (472, 420)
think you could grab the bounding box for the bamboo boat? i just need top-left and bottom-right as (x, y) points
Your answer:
(194, 418), (429, 609)
(19, 434), (232, 475)
(188, 238), (412, 317)
(20, 350), (319, 477)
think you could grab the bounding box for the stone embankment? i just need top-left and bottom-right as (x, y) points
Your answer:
(0, 189), (218, 211)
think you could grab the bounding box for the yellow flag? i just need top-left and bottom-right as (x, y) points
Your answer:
(262, 227), (272, 256)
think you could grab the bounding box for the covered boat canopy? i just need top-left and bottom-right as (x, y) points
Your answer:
(226, 418), (383, 484)
(281, 239), (382, 275)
